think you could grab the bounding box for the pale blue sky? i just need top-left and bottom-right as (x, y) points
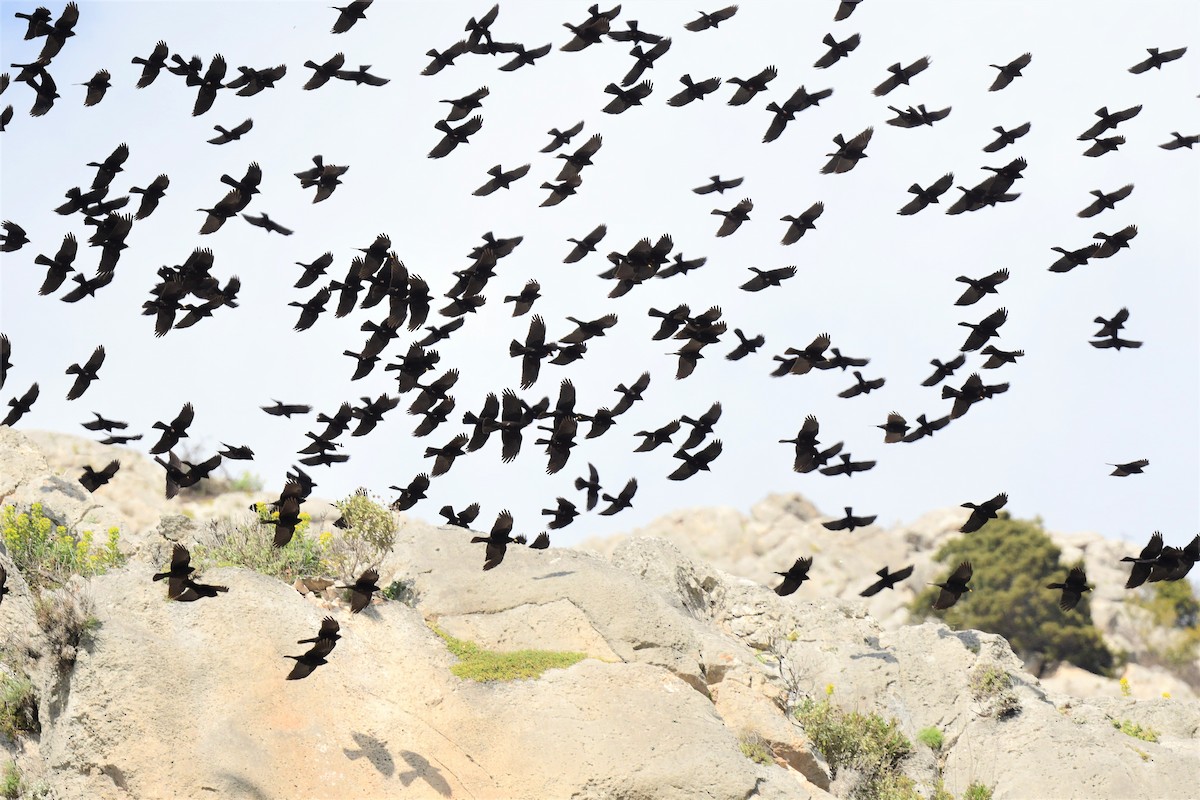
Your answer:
(1, 1), (1197, 548)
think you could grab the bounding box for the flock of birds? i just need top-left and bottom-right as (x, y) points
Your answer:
(0, 1), (1197, 679)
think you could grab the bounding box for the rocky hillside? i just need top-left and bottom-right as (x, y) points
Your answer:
(0, 428), (1197, 799)
(584, 493), (1200, 701)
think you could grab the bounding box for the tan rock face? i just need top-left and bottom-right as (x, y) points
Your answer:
(1, 430), (1196, 800)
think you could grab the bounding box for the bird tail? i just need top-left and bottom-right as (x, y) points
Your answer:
(822, 33), (836, 46)
(907, 183), (922, 194)
(469, 536), (488, 544)
(509, 340), (526, 357)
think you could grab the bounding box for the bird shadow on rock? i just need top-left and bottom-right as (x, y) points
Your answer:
(850, 650), (898, 664)
(343, 730), (395, 777)
(212, 772), (270, 800)
(531, 570), (575, 581)
(397, 750), (452, 797)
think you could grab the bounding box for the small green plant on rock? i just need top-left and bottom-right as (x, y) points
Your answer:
(325, 490), (397, 579)
(793, 694), (913, 800)
(1112, 718), (1159, 743)
(0, 673), (38, 741)
(193, 505), (329, 583)
(963, 782), (994, 800)
(917, 726), (944, 751)
(969, 664), (1020, 718)
(737, 731), (774, 766)
(33, 586), (100, 672)
(431, 625), (587, 682)
(0, 761), (18, 800)
(1, 504), (125, 592)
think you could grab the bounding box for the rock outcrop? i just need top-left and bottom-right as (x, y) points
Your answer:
(1, 429), (1197, 799)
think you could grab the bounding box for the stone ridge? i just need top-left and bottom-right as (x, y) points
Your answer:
(0, 428), (1196, 799)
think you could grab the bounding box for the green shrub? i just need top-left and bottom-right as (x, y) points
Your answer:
(1112, 719), (1159, 743)
(929, 780), (955, 800)
(737, 731), (774, 766)
(917, 726), (944, 751)
(0, 504), (125, 592)
(326, 490), (397, 579)
(431, 625), (586, 682)
(1127, 580), (1200, 672)
(193, 505), (330, 582)
(963, 782), (994, 800)
(909, 514), (1114, 675)
(227, 471), (265, 493)
(793, 696), (912, 800)
(0, 673), (38, 741)
(969, 664), (1020, 718)
(33, 587), (99, 671)
(0, 761), (17, 800)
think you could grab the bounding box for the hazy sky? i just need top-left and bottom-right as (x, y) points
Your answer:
(1, 1), (1197, 549)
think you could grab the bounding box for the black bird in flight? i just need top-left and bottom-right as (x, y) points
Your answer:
(473, 164), (530, 196)
(1160, 132), (1199, 150)
(132, 40), (169, 87)
(1048, 243), (1100, 273)
(1082, 135), (1124, 157)
(1129, 46), (1187, 73)
(980, 345), (1023, 369)
(822, 507), (876, 532)
(834, 0), (864, 21)
(693, 175), (743, 195)
(152, 543), (196, 600)
(262, 400), (311, 418)
(331, 0), (372, 34)
(602, 80), (654, 114)
(285, 640), (336, 680)
(130, 174), (169, 220)
(668, 439), (722, 481)
(898, 173), (953, 215)
(599, 478), (638, 516)
(335, 65), (389, 86)
(727, 65), (775, 105)
(81, 69), (110, 107)
(822, 127), (872, 174)
(819, 453), (875, 477)
(424, 433), (469, 476)
(931, 561), (973, 609)
(428, 116), (482, 159)
(1077, 184), (1133, 218)
(1078, 105), (1142, 141)
(303, 53), (346, 89)
(541, 121), (584, 152)
(441, 86), (489, 121)
(1109, 459), (1148, 477)
(726, 329), (764, 360)
(564, 224), (607, 263)
(34, 232), (78, 295)
(298, 616), (341, 646)
(65, 345), (105, 400)
(740, 265), (796, 292)
(873, 57), (930, 96)
(901, 413), (950, 443)
(988, 52), (1031, 91)
(622, 38), (672, 86)
(1046, 567), (1091, 612)
(960, 492), (1008, 533)
(1120, 531), (1164, 589)
(814, 32), (861, 68)
(0, 221), (29, 252)
(149, 402), (194, 454)
(243, 212), (293, 236)
(439, 503), (481, 529)
(667, 74), (722, 106)
(780, 202), (824, 244)
(954, 269), (1008, 306)
(1092, 225), (1137, 259)
(542, 497), (579, 529)
(574, 463), (602, 511)
(337, 568), (380, 613)
(685, 6), (739, 31)
(79, 459), (120, 493)
(959, 307), (1007, 351)
(773, 556), (813, 597)
(713, 197), (753, 236)
(878, 412), (909, 443)
(0, 565), (7, 606)
(763, 85), (834, 143)
(4, 382), (40, 426)
(838, 371), (885, 398)
(860, 565), (915, 597)
(983, 122), (1030, 152)
(886, 103), (951, 128)
(208, 118), (253, 145)
(471, 510), (517, 570)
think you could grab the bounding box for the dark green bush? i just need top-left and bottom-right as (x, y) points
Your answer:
(910, 514), (1114, 675)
